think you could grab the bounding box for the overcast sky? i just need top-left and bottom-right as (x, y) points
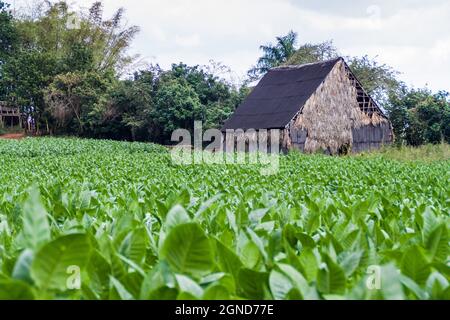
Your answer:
(14, 0), (450, 91)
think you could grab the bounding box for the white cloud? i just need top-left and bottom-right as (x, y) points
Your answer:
(431, 39), (450, 62)
(174, 34), (201, 48)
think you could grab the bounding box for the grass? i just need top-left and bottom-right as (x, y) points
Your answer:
(359, 143), (450, 163)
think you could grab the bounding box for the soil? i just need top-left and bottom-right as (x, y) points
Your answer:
(0, 133), (26, 140)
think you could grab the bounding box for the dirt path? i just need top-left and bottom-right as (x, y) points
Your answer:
(0, 133), (26, 140)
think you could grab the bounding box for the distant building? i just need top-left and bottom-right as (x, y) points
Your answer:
(222, 58), (394, 154)
(0, 102), (22, 129)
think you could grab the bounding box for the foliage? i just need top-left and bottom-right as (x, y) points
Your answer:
(247, 30), (298, 81)
(148, 63), (245, 143)
(108, 71), (155, 141)
(387, 86), (450, 145)
(0, 49), (59, 131)
(15, 1), (139, 75)
(0, 0), (17, 64)
(285, 40), (339, 66)
(1, 1), (244, 141)
(0, 1), (139, 134)
(0, 138), (448, 300)
(361, 143), (450, 163)
(152, 77), (202, 143)
(346, 55), (400, 104)
(44, 71), (116, 135)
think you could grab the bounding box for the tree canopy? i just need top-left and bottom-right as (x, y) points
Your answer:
(247, 30), (298, 81)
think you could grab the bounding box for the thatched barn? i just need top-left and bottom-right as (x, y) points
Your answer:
(222, 58), (394, 154)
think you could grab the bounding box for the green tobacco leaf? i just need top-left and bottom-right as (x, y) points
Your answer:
(426, 272), (449, 300)
(12, 249), (35, 284)
(269, 264), (310, 300)
(216, 240), (243, 282)
(86, 250), (111, 299)
(379, 264), (405, 300)
(203, 285), (231, 300)
(30, 234), (92, 291)
(249, 208), (269, 224)
(119, 228), (147, 265)
(194, 194), (222, 220)
(425, 224), (448, 262)
(241, 241), (261, 269)
(400, 275), (428, 300)
(165, 205), (191, 231)
(422, 208), (438, 244)
(140, 261), (177, 300)
(160, 223), (214, 276)
(317, 255), (347, 295)
(299, 248), (319, 282)
(401, 246), (431, 285)
(339, 251), (363, 277)
(22, 187), (51, 250)
(269, 269), (294, 300)
(297, 233), (316, 249)
(246, 228), (268, 262)
(110, 276), (135, 300)
(237, 268), (270, 300)
(176, 274), (204, 299)
(0, 279), (35, 300)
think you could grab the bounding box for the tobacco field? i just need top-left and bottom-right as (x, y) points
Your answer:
(0, 138), (448, 300)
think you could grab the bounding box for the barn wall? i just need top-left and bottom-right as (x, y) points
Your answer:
(352, 122), (393, 153)
(289, 127), (307, 152)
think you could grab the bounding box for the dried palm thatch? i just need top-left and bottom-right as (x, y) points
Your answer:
(360, 111), (388, 126)
(291, 60), (363, 154)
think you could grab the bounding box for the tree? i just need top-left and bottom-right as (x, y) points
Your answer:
(1, 1), (140, 134)
(286, 40), (339, 65)
(169, 62), (245, 128)
(44, 71), (115, 136)
(386, 86), (449, 145)
(247, 30), (298, 81)
(16, 1), (139, 75)
(347, 55), (400, 104)
(152, 77), (202, 143)
(109, 71), (155, 141)
(1, 50), (58, 133)
(0, 0), (17, 64)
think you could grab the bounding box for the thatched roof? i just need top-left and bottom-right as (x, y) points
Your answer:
(222, 58), (342, 130)
(222, 57), (388, 131)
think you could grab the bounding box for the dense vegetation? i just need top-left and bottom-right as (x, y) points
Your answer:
(0, 1), (448, 146)
(0, 1), (246, 143)
(0, 138), (448, 299)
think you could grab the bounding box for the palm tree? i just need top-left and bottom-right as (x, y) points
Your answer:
(247, 31), (298, 81)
